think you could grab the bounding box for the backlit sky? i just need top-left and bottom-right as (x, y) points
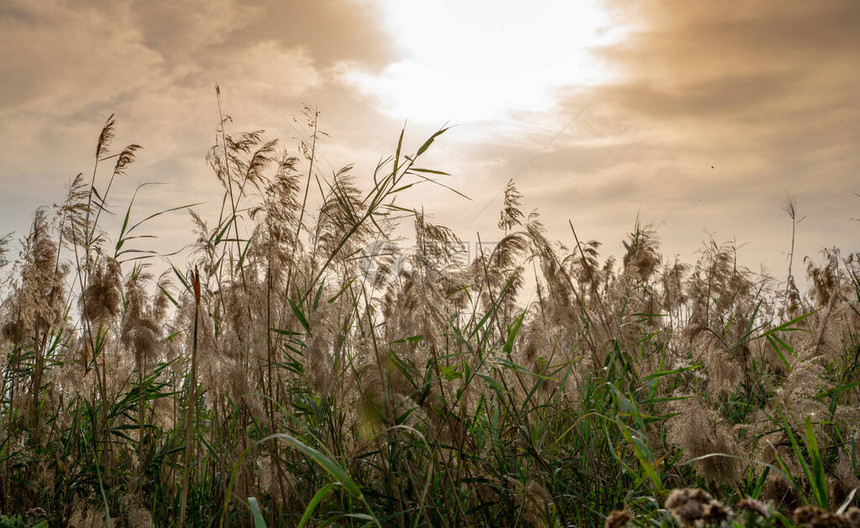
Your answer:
(1, 0), (858, 280)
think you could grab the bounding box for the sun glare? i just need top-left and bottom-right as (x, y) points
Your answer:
(342, 0), (623, 124)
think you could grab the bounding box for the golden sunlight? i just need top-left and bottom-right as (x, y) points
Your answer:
(343, 0), (624, 123)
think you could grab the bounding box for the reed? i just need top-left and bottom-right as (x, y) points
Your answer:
(0, 97), (858, 527)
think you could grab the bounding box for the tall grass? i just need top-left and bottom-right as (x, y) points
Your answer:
(1, 100), (858, 527)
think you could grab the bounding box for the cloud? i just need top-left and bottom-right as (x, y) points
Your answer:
(0, 0), (856, 278)
(130, 0), (262, 61)
(591, 0), (860, 150)
(0, 0), (402, 252)
(500, 0), (860, 268)
(217, 0), (398, 70)
(409, 0), (860, 274)
(0, 1), (166, 112)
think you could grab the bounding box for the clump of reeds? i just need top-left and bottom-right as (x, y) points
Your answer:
(1, 94), (858, 527)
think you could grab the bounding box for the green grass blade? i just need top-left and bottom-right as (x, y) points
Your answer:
(298, 482), (341, 528)
(262, 433), (363, 498)
(287, 297), (311, 335)
(503, 311), (525, 356)
(803, 416), (829, 509)
(248, 497), (267, 528)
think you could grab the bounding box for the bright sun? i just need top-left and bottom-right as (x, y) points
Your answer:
(341, 0), (622, 124)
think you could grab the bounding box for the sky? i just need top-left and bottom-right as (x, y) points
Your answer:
(1, 0), (858, 282)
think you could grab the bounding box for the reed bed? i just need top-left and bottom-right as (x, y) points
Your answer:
(1, 105), (858, 527)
